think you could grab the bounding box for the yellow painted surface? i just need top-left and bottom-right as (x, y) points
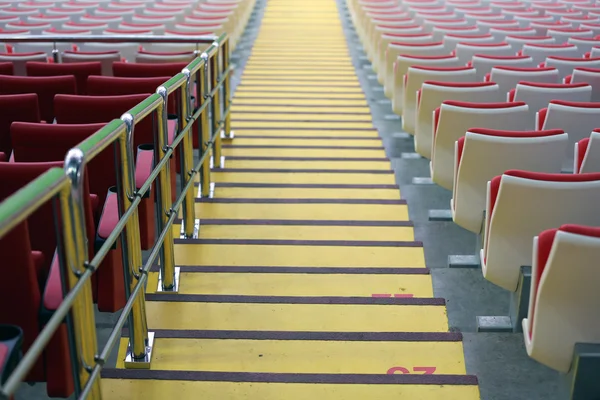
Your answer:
(193, 202), (407, 221)
(115, 338), (465, 373)
(233, 113), (371, 122)
(231, 105), (369, 113)
(174, 244), (424, 268)
(210, 172), (395, 184)
(208, 187), (400, 199)
(150, 271), (429, 296)
(223, 147), (385, 158)
(221, 159), (390, 169)
(232, 98), (367, 106)
(232, 121), (373, 129)
(103, 380), (480, 400)
(228, 138), (379, 146)
(235, 87), (364, 95)
(144, 302), (445, 331)
(232, 128), (379, 137)
(176, 224), (411, 240)
(234, 91), (365, 99)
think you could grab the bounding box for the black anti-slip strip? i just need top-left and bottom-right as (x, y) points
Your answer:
(213, 182), (399, 189)
(149, 265), (429, 274)
(174, 218), (411, 226)
(211, 168), (393, 174)
(173, 238), (422, 247)
(119, 329), (462, 342)
(101, 370), (479, 385)
(146, 294), (443, 305)
(195, 198), (406, 204)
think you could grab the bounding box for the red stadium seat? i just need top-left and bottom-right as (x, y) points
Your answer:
(25, 61), (103, 95)
(0, 93), (41, 156)
(0, 52), (47, 76)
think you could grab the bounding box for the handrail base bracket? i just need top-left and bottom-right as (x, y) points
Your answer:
(180, 218), (200, 239)
(156, 267), (181, 293)
(221, 130), (235, 140)
(124, 332), (155, 369)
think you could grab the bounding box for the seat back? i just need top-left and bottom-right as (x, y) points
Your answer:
(452, 128), (567, 233)
(135, 50), (197, 63)
(454, 41), (514, 64)
(442, 33), (496, 53)
(570, 67), (600, 102)
(567, 37), (600, 53)
(392, 54), (461, 114)
(415, 81), (504, 159)
(482, 171), (600, 291)
(402, 66), (477, 135)
(524, 225), (600, 373)
(431, 101), (532, 190)
(431, 24), (481, 41)
(489, 66), (560, 94)
(112, 61), (189, 77)
(539, 100), (600, 170)
(576, 130), (600, 173)
(545, 56), (600, 79)
(471, 54), (534, 80)
(511, 82), (592, 120)
(61, 50), (121, 76)
(0, 52), (47, 76)
(489, 27), (537, 41)
(0, 62), (13, 75)
(505, 35), (555, 52)
(0, 94), (41, 156)
(547, 27), (593, 42)
(0, 75), (76, 123)
(521, 43), (580, 64)
(25, 61), (102, 95)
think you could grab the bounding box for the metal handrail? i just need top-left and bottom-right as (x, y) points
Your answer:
(0, 34), (219, 43)
(0, 32), (233, 400)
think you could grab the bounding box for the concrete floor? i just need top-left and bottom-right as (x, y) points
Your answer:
(15, 0), (563, 398)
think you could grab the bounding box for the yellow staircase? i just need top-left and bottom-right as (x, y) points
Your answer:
(101, 0), (480, 398)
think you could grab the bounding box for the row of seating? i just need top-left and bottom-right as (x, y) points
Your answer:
(0, 0), (248, 395)
(349, 0), (600, 382)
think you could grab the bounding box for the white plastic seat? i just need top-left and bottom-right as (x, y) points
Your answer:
(27, 15), (70, 29)
(513, 15), (554, 28)
(62, 21), (109, 34)
(524, 224), (600, 373)
(135, 50), (196, 63)
(489, 27), (538, 41)
(422, 17), (470, 33)
(464, 12), (507, 26)
(454, 41), (514, 65)
(415, 81), (504, 159)
(510, 81), (592, 120)
(5, 21), (52, 34)
(499, 9), (540, 20)
(575, 130), (600, 173)
(414, 11), (457, 25)
(544, 56), (600, 79)
(561, 15), (600, 28)
(431, 24), (481, 41)
(481, 171), (600, 292)
(131, 14), (176, 26)
(375, 31), (432, 80)
(402, 66), (478, 135)
(488, 66), (560, 94)
(579, 23), (600, 37)
(442, 33), (496, 54)
(521, 43), (580, 65)
(568, 67), (600, 101)
(471, 54), (534, 80)
(431, 101), (532, 190)
(384, 41), (447, 98)
(566, 37), (600, 54)
(79, 42), (140, 62)
(530, 21), (574, 36)
(476, 19), (520, 33)
(392, 54), (462, 115)
(117, 22), (165, 34)
(547, 27), (593, 42)
(505, 35), (555, 52)
(538, 100), (600, 170)
(452, 128), (568, 233)
(80, 15), (121, 28)
(61, 50), (120, 76)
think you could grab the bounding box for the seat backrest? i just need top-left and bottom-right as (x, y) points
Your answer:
(452, 128), (567, 233)
(539, 100), (600, 170)
(489, 66), (560, 94)
(431, 101), (532, 190)
(78, 43), (140, 63)
(112, 61), (189, 77)
(524, 224), (600, 373)
(61, 50), (121, 76)
(471, 54), (534, 80)
(547, 27), (593, 42)
(11, 122), (117, 205)
(505, 35), (555, 51)
(567, 37), (600, 53)
(25, 61), (102, 95)
(54, 93), (154, 149)
(576, 130), (600, 173)
(0, 62), (13, 75)
(0, 93), (41, 155)
(442, 33), (496, 53)
(476, 19), (520, 32)
(454, 41), (514, 64)
(135, 50), (197, 63)
(0, 52), (47, 76)
(0, 75), (76, 123)
(483, 171), (600, 291)
(521, 43), (580, 64)
(570, 67), (600, 102)
(511, 82), (592, 120)
(544, 56), (600, 79)
(415, 81), (505, 159)
(489, 26), (537, 41)
(431, 24), (481, 41)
